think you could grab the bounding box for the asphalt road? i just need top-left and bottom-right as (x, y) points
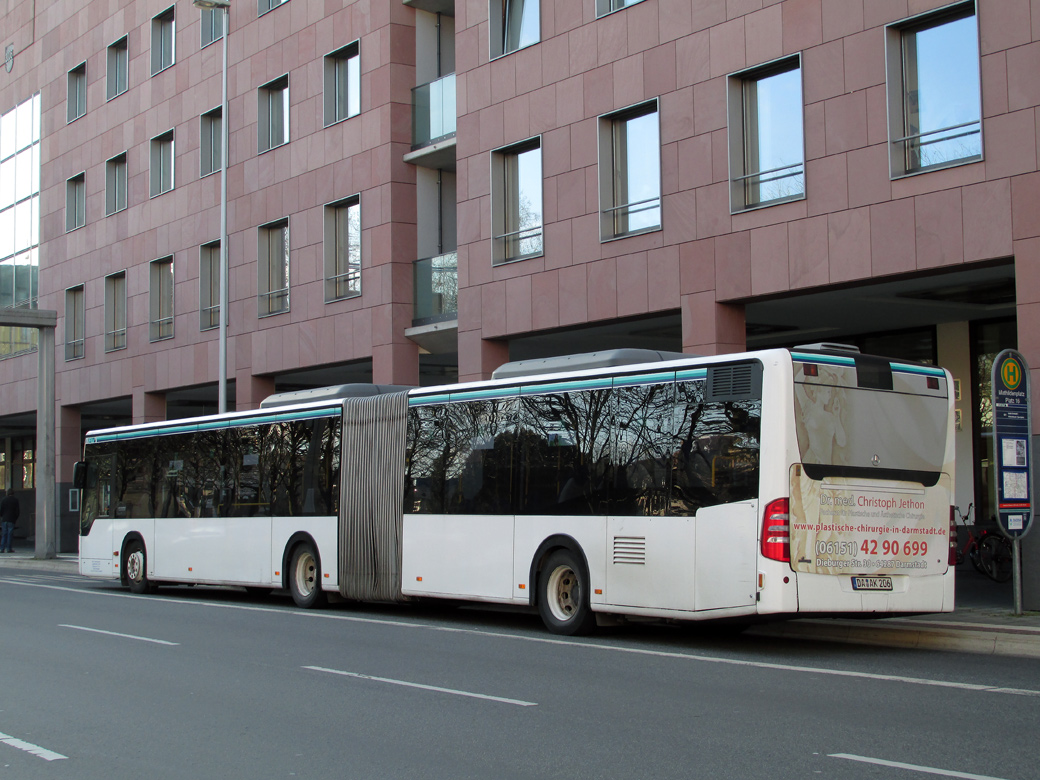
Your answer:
(1, 564), (1038, 780)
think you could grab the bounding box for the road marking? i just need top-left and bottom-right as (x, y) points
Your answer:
(6, 579), (1039, 698)
(0, 731), (67, 761)
(830, 753), (1010, 780)
(60, 624), (179, 646)
(303, 665), (537, 706)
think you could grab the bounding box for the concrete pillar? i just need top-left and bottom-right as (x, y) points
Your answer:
(236, 371), (276, 410)
(36, 323), (55, 559)
(681, 293), (746, 356)
(132, 388), (166, 424)
(457, 330), (509, 383)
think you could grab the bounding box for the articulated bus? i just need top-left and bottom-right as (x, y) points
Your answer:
(75, 346), (956, 634)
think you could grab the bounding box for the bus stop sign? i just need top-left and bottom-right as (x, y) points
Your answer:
(991, 349), (1034, 539)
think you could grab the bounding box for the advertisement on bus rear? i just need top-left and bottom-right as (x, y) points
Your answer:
(789, 470), (951, 576)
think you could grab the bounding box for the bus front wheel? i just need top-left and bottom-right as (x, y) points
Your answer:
(538, 549), (596, 636)
(289, 543), (327, 609)
(124, 540), (150, 595)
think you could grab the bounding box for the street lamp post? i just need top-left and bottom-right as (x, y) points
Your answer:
(194, 0), (231, 414)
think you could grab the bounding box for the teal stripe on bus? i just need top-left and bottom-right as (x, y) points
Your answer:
(891, 362), (946, 378)
(675, 368), (708, 381)
(612, 371), (675, 387)
(791, 352), (857, 367)
(450, 387), (520, 402)
(519, 376), (614, 395)
(87, 406), (342, 444)
(409, 393), (451, 406)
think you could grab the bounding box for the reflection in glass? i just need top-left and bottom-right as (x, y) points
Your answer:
(499, 143), (542, 261)
(501, 0), (539, 55)
(742, 64), (804, 207)
(901, 12), (980, 172)
(610, 107), (661, 235)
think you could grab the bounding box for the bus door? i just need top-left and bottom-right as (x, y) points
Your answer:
(78, 454), (116, 577)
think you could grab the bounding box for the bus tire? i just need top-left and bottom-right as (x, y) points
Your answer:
(125, 539), (150, 595)
(537, 549), (596, 636)
(289, 542), (327, 609)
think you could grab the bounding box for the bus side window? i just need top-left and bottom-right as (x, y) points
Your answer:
(405, 405), (447, 514)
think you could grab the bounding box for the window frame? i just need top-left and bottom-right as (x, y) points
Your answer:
(67, 63), (87, 123)
(597, 100), (662, 241)
(258, 75), (290, 153)
(726, 55), (805, 213)
(64, 285), (85, 361)
(149, 256), (175, 342)
(323, 196), (362, 302)
(200, 6), (225, 48)
(106, 36), (129, 101)
(258, 218), (290, 317)
(885, 1), (982, 179)
(491, 136), (543, 265)
(151, 6), (176, 76)
(595, 0), (646, 18)
(200, 241), (220, 331)
(104, 270), (128, 352)
(105, 152), (128, 215)
(200, 107), (222, 178)
(323, 42), (361, 127)
(150, 130), (175, 197)
(489, 0), (540, 60)
(258, 0), (287, 17)
(66, 173), (85, 232)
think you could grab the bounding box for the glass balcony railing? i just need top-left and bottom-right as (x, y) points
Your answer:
(412, 74), (456, 148)
(413, 252), (457, 324)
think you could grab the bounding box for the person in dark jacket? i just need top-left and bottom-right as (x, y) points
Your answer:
(0, 489), (19, 553)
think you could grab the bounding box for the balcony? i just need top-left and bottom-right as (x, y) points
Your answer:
(406, 74), (456, 170)
(407, 252), (458, 354)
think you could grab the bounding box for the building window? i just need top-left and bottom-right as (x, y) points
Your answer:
(67, 63), (86, 123)
(598, 101), (661, 240)
(200, 241), (220, 330)
(492, 138), (542, 264)
(65, 285), (85, 361)
(105, 271), (127, 352)
(66, 173), (85, 232)
(201, 7), (224, 48)
(200, 107), (222, 177)
(258, 219), (289, 316)
(107, 37), (129, 100)
(596, 0), (645, 16)
(149, 256), (174, 341)
(258, 76), (289, 152)
(105, 153), (127, 215)
(323, 196), (361, 301)
(887, 3), (981, 177)
(151, 7), (176, 75)
(258, 0), (287, 16)
(728, 57), (804, 212)
(324, 43), (361, 127)
(490, 0), (539, 59)
(150, 130), (174, 197)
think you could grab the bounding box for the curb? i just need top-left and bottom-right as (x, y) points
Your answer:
(747, 617), (1040, 659)
(0, 555), (78, 574)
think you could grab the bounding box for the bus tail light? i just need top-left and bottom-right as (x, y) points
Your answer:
(948, 506), (957, 567)
(761, 498), (790, 562)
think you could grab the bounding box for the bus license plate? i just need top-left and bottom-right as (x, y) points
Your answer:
(852, 576), (893, 591)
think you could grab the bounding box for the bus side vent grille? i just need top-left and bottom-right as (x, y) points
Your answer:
(707, 363), (762, 401)
(613, 536), (646, 565)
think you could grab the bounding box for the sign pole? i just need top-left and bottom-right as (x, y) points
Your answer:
(990, 349), (1034, 616)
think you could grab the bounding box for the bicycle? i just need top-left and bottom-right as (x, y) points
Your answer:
(953, 504), (1013, 583)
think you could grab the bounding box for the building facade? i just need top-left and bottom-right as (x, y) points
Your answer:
(1, 0), (1038, 599)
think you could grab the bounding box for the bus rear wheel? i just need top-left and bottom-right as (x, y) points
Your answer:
(538, 549), (596, 636)
(124, 540), (150, 595)
(289, 543), (327, 609)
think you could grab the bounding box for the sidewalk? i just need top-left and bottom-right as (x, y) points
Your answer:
(2, 545), (1038, 657)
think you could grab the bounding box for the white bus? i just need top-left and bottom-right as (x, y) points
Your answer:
(75, 346), (956, 634)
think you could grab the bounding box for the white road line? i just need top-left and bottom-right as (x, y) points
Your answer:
(60, 624), (179, 646)
(0, 731), (67, 761)
(830, 753), (1010, 780)
(6, 579), (1039, 698)
(304, 666), (537, 706)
